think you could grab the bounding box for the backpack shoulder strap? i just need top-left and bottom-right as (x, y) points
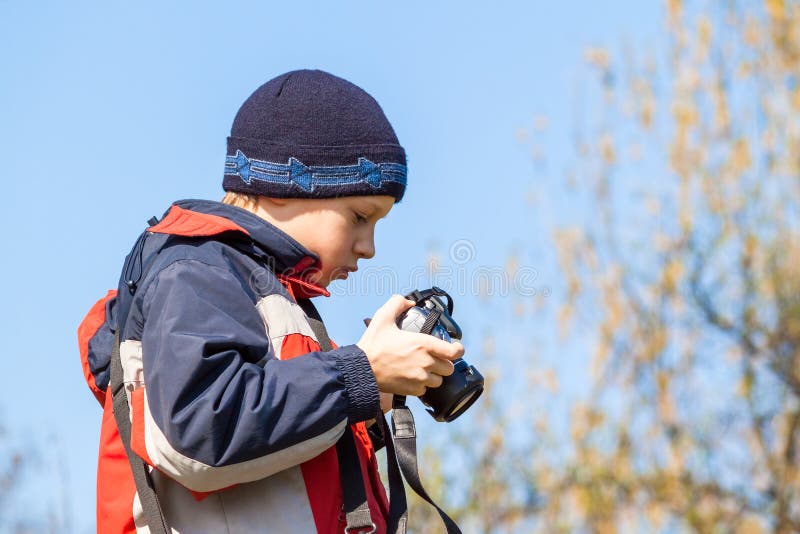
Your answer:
(109, 329), (170, 534)
(108, 217), (174, 533)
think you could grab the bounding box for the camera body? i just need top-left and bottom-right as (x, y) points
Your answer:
(396, 287), (484, 422)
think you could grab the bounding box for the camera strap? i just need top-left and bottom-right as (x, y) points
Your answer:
(379, 397), (463, 534)
(298, 298), (463, 534)
(383, 306), (463, 533)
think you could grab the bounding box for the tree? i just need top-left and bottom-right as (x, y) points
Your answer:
(407, 1), (800, 532)
(0, 422), (26, 532)
(0, 420), (71, 533)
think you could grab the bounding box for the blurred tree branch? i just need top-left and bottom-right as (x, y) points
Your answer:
(408, 1), (800, 532)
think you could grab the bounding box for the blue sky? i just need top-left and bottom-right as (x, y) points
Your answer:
(1, 1), (662, 530)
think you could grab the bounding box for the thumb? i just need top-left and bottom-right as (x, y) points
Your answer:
(374, 294), (417, 324)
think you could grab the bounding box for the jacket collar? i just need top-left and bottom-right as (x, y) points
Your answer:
(148, 199), (329, 298)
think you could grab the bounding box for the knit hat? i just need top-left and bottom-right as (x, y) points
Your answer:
(223, 70), (407, 202)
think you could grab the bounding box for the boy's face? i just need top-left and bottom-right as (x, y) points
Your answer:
(259, 195), (395, 287)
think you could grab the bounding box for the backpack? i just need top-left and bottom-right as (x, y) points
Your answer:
(78, 217), (169, 407)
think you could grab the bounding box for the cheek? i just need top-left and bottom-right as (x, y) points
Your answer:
(315, 221), (354, 262)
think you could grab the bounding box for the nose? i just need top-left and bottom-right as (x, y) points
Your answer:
(354, 230), (376, 259)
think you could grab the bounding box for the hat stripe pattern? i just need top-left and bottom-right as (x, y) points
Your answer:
(224, 150), (407, 193)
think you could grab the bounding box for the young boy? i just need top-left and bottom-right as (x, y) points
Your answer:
(78, 69), (463, 533)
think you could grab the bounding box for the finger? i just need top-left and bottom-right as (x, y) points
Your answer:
(427, 357), (455, 377)
(411, 385), (427, 397)
(391, 296), (417, 318)
(422, 337), (465, 361)
(374, 295), (416, 323)
(379, 392), (393, 414)
(425, 372), (444, 389)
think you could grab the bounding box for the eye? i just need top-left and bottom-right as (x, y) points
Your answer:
(353, 211), (368, 224)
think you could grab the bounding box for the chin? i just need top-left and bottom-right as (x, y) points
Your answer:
(311, 268), (348, 287)
(303, 271), (327, 287)
(328, 273), (348, 284)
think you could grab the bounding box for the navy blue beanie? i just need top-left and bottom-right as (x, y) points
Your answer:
(223, 70), (407, 202)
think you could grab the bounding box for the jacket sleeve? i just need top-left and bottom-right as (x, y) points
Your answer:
(134, 259), (379, 492)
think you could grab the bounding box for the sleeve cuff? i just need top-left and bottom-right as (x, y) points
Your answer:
(332, 345), (380, 423)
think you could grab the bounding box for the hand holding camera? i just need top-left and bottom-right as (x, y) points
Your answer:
(358, 287), (484, 422)
(357, 294), (462, 397)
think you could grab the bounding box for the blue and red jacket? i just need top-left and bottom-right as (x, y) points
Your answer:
(78, 199), (388, 533)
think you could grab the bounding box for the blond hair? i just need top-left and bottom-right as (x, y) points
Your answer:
(221, 191), (259, 211)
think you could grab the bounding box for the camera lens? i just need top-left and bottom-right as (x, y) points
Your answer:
(420, 359), (484, 422)
(447, 389), (480, 419)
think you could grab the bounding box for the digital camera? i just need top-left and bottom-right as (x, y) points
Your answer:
(396, 287), (484, 422)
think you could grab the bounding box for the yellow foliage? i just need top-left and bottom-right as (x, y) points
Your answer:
(633, 76), (656, 129)
(735, 516), (766, 534)
(744, 16), (762, 46)
(645, 503), (666, 530)
(575, 486), (591, 517)
(744, 233), (758, 260)
(788, 462), (800, 488)
(595, 518), (616, 534)
(667, 0), (683, 20)
(730, 137), (752, 174)
(713, 78), (731, 132)
(738, 371), (755, 399)
(656, 370), (670, 394)
(658, 388), (677, 424)
(641, 104), (655, 132)
(497, 1), (800, 531)
(662, 259), (685, 293)
(698, 16), (712, 50)
(643, 327), (668, 362)
(584, 47), (610, 69)
(599, 133), (616, 164)
(557, 304), (574, 340)
(672, 100), (698, 129)
(591, 342), (610, 381)
(678, 176), (694, 234)
(765, 0), (786, 20)
(544, 368), (559, 394)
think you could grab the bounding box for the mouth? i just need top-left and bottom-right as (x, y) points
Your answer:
(332, 266), (358, 280)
